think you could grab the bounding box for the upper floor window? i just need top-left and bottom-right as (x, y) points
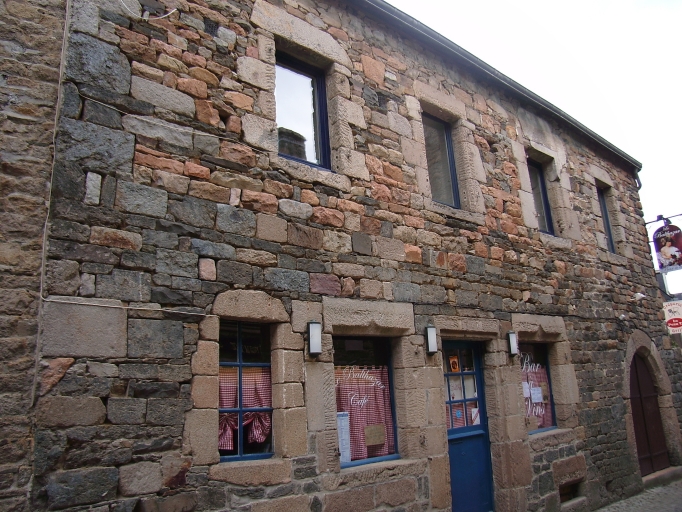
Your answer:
(527, 159), (554, 235)
(423, 113), (460, 208)
(597, 186), (616, 253)
(275, 54), (330, 168)
(519, 343), (556, 432)
(219, 321), (273, 461)
(333, 337), (398, 467)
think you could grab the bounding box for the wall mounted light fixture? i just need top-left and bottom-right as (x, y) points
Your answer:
(508, 331), (519, 356)
(308, 321), (322, 356)
(426, 325), (438, 355)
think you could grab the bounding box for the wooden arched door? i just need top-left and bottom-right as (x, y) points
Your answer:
(630, 353), (670, 476)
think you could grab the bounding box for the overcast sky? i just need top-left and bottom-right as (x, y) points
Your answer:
(383, 0), (682, 293)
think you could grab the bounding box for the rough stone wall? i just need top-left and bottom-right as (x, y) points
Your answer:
(22, 0), (682, 511)
(0, 0), (67, 510)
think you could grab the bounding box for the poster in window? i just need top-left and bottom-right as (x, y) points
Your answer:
(364, 424), (386, 446)
(449, 355), (460, 373)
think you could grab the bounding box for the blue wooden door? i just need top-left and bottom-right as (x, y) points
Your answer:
(443, 342), (494, 512)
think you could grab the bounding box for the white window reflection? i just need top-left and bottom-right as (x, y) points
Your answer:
(275, 64), (320, 165)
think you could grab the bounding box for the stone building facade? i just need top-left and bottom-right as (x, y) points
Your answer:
(2, 0), (682, 511)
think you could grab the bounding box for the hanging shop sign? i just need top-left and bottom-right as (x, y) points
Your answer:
(663, 301), (682, 334)
(653, 224), (682, 274)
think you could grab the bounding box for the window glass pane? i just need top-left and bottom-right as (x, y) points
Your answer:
(423, 115), (456, 207)
(463, 375), (477, 399)
(333, 338), (396, 463)
(598, 187), (616, 253)
(219, 322), (238, 362)
(446, 350), (461, 374)
(448, 376), (463, 401)
(242, 367), (272, 408)
(443, 346), (457, 374)
(528, 162), (550, 232)
(275, 64), (319, 164)
(242, 324), (270, 363)
(243, 410), (272, 454)
(459, 348), (474, 372)
(451, 403), (466, 428)
(467, 401), (481, 426)
(219, 367), (238, 409)
(519, 343), (554, 429)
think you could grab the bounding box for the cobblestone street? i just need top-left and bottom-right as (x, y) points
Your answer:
(595, 479), (682, 512)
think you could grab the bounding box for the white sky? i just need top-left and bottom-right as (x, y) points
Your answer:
(383, 0), (682, 293)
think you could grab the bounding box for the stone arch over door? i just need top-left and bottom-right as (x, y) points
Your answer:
(623, 330), (682, 475)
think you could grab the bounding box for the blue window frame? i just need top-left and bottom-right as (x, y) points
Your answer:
(275, 53), (331, 169)
(423, 113), (461, 208)
(528, 159), (554, 235)
(519, 343), (556, 433)
(219, 321), (273, 462)
(597, 186), (616, 253)
(333, 337), (399, 468)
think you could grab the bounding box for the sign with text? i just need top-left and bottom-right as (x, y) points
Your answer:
(663, 301), (682, 334)
(653, 224), (682, 274)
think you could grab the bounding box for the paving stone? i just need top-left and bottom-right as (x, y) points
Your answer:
(128, 319), (185, 358)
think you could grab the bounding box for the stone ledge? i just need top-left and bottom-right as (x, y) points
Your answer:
(561, 496), (587, 512)
(208, 458), (291, 486)
(528, 428), (575, 452)
(321, 458), (427, 491)
(423, 198), (486, 226)
(539, 233), (573, 250)
(643, 465), (682, 490)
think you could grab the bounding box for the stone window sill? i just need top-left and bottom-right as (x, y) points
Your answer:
(270, 153), (351, 193)
(529, 427), (572, 440)
(424, 198), (485, 226)
(561, 496), (586, 512)
(208, 457), (292, 487)
(539, 233), (573, 250)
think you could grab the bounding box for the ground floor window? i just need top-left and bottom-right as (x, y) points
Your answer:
(519, 343), (555, 431)
(333, 337), (397, 466)
(219, 321), (273, 460)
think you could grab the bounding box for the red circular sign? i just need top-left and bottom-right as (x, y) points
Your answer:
(666, 318), (682, 329)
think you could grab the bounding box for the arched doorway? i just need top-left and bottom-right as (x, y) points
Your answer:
(629, 352), (670, 476)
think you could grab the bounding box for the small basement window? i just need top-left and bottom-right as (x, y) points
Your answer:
(559, 481), (581, 503)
